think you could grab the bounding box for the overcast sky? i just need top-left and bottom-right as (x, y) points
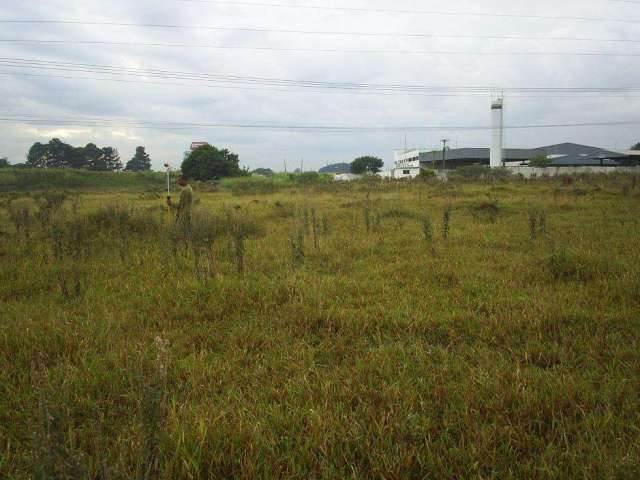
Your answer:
(0, 0), (638, 171)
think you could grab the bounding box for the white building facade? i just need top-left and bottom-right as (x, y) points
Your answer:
(392, 150), (424, 179)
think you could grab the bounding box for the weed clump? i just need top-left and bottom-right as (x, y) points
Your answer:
(546, 247), (610, 282)
(190, 213), (226, 280)
(442, 205), (452, 239)
(33, 191), (68, 226)
(380, 208), (419, 227)
(86, 205), (159, 235)
(528, 207), (548, 240)
(472, 200), (500, 224)
(225, 210), (265, 275)
(290, 228), (305, 267)
(8, 202), (33, 238)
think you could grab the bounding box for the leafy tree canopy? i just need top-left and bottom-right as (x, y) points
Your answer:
(351, 156), (384, 174)
(0, 157), (9, 168)
(631, 142), (640, 151)
(181, 144), (245, 181)
(529, 155), (552, 168)
(125, 146), (152, 172)
(25, 139), (122, 171)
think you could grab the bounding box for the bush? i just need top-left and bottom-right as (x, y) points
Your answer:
(85, 205), (160, 235)
(230, 178), (281, 196)
(471, 200), (500, 223)
(181, 144), (244, 181)
(295, 172), (322, 185)
(546, 247), (611, 282)
(529, 155), (552, 168)
(417, 168), (437, 180)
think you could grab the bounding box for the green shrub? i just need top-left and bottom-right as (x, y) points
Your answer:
(85, 205), (160, 236)
(417, 168), (437, 180)
(471, 200), (500, 223)
(450, 165), (513, 182)
(546, 247), (611, 282)
(230, 178), (280, 196)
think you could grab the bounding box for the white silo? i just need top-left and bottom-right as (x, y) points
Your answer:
(490, 98), (504, 168)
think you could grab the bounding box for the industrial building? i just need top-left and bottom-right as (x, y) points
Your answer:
(392, 98), (639, 178)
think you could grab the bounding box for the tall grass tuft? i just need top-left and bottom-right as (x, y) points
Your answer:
(141, 336), (170, 479)
(422, 215), (433, 244)
(311, 208), (319, 250)
(33, 191), (68, 227)
(225, 210), (265, 275)
(529, 207), (547, 240)
(442, 205), (452, 239)
(190, 213), (225, 281)
(290, 228), (305, 267)
(8, 203), (32, 238)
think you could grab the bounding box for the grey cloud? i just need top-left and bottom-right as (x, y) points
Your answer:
(0, 0), (638, 170)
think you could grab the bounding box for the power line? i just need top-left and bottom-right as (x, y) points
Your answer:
(2, 114), (639, 132)
(175, 0), (640, 24)
(1, 58), (638, 95)
(0, 19), (637, 44)
(5, 70), (640, 99)
(2, 38), (639, 57)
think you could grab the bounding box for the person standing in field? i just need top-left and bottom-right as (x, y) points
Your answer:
(167, 175), (193, 236)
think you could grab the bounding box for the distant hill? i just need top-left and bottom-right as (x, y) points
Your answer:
(319, 163), (351, 174)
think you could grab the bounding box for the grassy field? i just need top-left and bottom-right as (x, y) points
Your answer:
(1, 174), (639, 478)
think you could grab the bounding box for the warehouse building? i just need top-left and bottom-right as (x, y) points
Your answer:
(393, 143), (640, 177)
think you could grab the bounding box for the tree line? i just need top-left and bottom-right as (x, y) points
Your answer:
(25, 139), (152, 172)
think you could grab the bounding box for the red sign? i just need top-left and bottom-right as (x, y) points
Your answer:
(190, 142), (208, 151)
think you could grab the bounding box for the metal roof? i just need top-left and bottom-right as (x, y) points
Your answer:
(419, 142), (630, 166)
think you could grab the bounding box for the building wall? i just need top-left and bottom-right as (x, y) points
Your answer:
(507, 165), (640, 178)
(334, 173), (363, 182)
(393, 167), (421, 179)
(394, 150), (423, 169)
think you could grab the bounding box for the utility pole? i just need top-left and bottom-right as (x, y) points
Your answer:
(441, 139), (450, 170)
(300, 156), (304, 173)
(284, 158), (287, 173)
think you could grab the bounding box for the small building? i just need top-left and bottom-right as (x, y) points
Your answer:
(392, 150), (423, 179)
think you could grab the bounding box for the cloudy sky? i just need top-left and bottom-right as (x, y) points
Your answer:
(0, 0), (638, 171)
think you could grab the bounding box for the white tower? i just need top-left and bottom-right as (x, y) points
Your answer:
(490, 98), (504, 168)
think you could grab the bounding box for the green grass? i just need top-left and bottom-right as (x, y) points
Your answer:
(0, 168), (334, 195)
(1, 174), (639, 478)
(0, 168), (173, 192)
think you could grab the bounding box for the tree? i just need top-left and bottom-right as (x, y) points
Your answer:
(0, 157), (9, 168)
(82, 143), (102, 169)
(631, 142), (640, 151)
(26, 139), (74, 168)
(351, 156), (384, 174)
(46, 138), (77, 168)
(25, 139), (122, 170)
(100, 147), (122, 171)
(125, 146), (152, 171)
(529, 155), (552, 168)
(181, 144), (243, 180)
(26, 142), (49, 168)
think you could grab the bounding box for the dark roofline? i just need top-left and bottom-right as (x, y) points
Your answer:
(418, 142), (627, 164)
